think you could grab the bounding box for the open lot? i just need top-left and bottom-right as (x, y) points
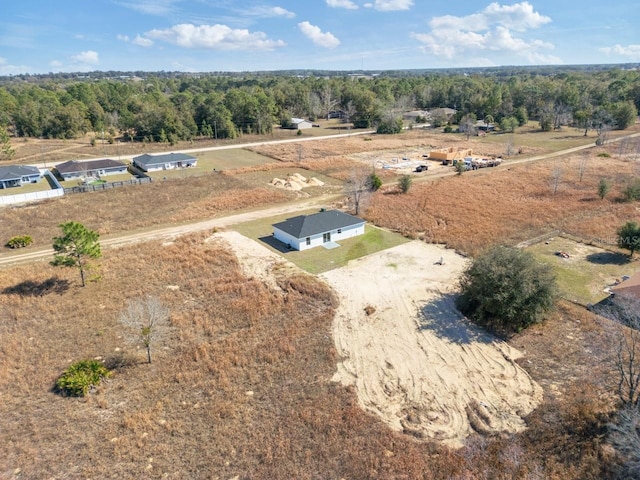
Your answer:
(527, 236), (638, 305)
(321, 241), (542, 447)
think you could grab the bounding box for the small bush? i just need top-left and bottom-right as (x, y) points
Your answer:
(56, 359), (111, 397)
(597, 152), (611, 158)
(623, 180), (640, 202)
(6, 235), (33, 249)
(443, 125), (453, 133)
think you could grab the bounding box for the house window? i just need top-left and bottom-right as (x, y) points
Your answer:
(306, 237), (311, 246)
(337, 229), (342, 234)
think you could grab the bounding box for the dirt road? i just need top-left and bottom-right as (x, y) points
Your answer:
(0, 196), (339, 267)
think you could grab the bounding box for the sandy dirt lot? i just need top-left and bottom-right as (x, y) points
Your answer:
(320, 241), (543, 447)
(204, 232), (542, 447)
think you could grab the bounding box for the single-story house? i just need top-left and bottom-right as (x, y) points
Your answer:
(291, 118), (313, 130)
(0, 165), (42, 189)
(272, 209), (366, 251)
(475, 120), (496, 132)
(611, 272), (640, 300)
(54, 158), (128, 180)
(132, 153), (197, 172)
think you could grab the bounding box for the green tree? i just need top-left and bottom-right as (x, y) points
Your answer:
(398, 174), (412, 194)
(457, 246), (557, 333)
(51, 221), (101, 287)
(376, 114), (403, 134)
(617, 222), (640, 257)
(0, 128), (15, 160)
(598, 178), (611, 200)
(367, 173), (382, 191)
(613, 102), (638, 130)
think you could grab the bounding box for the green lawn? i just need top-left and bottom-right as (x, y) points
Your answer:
(527, 236), (638, 305)
(0, 180), (52, 196)
(234, 211), (410, 274)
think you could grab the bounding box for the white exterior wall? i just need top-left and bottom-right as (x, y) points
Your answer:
(274, 223), (365, 251)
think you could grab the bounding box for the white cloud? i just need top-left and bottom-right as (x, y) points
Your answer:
(412, 2), (554, 64)
(146, 24), (286, 50)
(298, 21), (340, 48)
(245, 6), (296, 18)
(0, 57), (31, 75)
(600, 44), (640, 60)
(132, 35), (154, 47)
(367, 0), (413, 11)
(117, 34), (130, 42)
(71, 50), (100, 65)
(326, 0), (359, 9)
(49, 60), (63, 69)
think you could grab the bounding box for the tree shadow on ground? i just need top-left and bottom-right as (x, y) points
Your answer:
(3, 277), (71, 297)
(586, 252), (629, 265)
(417, 293), (493, 345)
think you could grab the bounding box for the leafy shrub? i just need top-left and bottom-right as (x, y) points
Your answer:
(367, 173), (382, 191)
(443, 125), (453, 133)
(457, 246), (557, 334)
(56, 359), (111, 397)
(6, 235), (33, 249)
(597, 152), (611, 158)
(623, 179), (640, 202)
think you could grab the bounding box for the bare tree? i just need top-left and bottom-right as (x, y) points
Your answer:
(550, 163), (563, 195)
(120, 296), (170, 364)
(459, 114), (477, 140)
(598, 295), (640, 476)
(578, 150), (589, 183)
(345, 166), (374, 216)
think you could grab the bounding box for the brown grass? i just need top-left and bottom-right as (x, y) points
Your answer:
(2, 128), (637, 478)
(365, 148), (639, 255)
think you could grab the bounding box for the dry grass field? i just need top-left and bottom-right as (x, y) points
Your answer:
(2, 125), (640, 478)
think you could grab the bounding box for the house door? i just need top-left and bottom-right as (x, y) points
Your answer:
(323, 232), (331, 243)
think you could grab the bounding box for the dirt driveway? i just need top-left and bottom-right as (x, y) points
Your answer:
(215, 232), (542, 447)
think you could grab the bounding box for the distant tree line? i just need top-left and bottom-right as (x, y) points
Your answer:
(0, 67), (639, 142)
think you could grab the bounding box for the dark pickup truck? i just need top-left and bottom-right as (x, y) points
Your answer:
(415, 165), (429, 172)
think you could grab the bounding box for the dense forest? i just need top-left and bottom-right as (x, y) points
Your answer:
(0, 65), (639, 143)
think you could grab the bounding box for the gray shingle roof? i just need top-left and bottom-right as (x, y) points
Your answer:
(0, 165), (40, 181)
(55, 159), (126, 174)
(133, 153), (196, 167)
(273, 210), (365, 238)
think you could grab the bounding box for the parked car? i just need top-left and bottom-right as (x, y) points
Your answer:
(415, 165), (429, 172)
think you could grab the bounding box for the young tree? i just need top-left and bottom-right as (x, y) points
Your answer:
(0, 128), (15, 161)
(120, 296), (170, 364)
(617, 222), (640, 257)
(51, 221), (101, 287)
(398, 174), (412, 194)
(550, 163), (563, 195)
(578, 151), (589, 183)
(457, 246), (557, 333)
(367, 172), (382, 191)
(597, 178), (611, 200)
(345, 167), (373, 215)
(459, 114), (477, 140)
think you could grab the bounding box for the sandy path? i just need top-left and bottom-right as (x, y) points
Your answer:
(320, 241), (542, 447)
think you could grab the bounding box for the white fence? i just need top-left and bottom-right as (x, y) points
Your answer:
(0, 170), (65, 206)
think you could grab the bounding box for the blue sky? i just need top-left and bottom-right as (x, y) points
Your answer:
(1, 1), (639, 74)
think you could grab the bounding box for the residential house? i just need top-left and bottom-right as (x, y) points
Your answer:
(272, 209), (366, 251)
(0, 165), (42, 189)
(611, 272), (640, 300)
(54, 158), (128, 180)
(132, 153), (197, 172)
(291, 118), (313, 130)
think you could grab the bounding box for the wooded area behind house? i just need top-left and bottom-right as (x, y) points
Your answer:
(0, 65), (639, 146)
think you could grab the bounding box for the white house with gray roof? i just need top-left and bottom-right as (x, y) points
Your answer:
(132, 153), (197, 172)
(0, 165), (42, 189)
(272, 209), (365, 251)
